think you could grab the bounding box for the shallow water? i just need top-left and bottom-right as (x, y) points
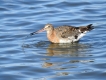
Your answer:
(0, 0), (106, 80)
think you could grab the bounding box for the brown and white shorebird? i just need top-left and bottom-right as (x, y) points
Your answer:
(30, 24), (94, 43)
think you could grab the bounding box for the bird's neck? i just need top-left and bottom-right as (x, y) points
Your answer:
(47, 28), (54, 35)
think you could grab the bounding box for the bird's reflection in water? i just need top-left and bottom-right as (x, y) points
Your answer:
(46, 42), (89, 57)
(22, 41), (93, 78)
(42, 42), (92, 68)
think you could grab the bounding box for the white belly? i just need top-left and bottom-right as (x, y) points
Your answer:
(59, 32), (88, 43)
(59, 36), (75, 43)
(59, 39), (72, 43)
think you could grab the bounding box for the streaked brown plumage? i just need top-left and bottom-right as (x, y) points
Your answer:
(31, 24), (94, 43)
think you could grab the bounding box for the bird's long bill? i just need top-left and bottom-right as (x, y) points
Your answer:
(30, 28), (45, 35)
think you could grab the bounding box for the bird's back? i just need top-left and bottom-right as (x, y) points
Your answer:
(54, 25), (79, 38)
(54, 24), (93, 43)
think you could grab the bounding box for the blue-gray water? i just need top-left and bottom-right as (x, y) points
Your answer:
(0, 0), (106, 80)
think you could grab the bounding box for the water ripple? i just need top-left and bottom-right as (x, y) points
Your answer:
(0, 0), (106, 80)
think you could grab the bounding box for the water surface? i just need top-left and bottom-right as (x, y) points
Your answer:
(0, 0), (106, 80)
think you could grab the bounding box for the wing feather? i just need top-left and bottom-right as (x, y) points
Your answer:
(55, 25), (80, 39)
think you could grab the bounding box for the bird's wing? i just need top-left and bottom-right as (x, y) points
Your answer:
(55, 26), (80, 39)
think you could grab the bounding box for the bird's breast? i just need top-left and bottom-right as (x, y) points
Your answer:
(47, 31), (59, 43)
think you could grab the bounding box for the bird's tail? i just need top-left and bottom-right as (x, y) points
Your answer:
(79, 24), (94, 33)
(86, 24), (94, 31)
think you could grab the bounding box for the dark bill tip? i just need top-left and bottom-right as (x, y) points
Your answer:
(30, 32), (37, 36)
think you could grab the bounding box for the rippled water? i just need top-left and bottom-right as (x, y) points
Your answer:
(0, 0), (106, 80)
